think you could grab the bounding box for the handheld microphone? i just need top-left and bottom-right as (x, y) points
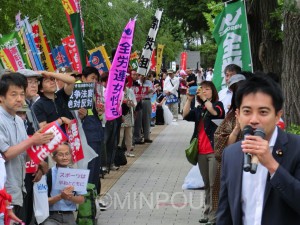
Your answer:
(250, 128), (266, 174)
(242, 125), (253, 172)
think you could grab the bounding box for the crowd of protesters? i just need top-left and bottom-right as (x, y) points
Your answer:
(2, 62), (297, 225)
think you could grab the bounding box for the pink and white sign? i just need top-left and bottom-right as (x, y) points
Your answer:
(105, 19), (136, 121)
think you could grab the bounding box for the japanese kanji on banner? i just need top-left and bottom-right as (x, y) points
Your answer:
(68, 82), (94, 110)
(212, 0), (252, 91)
(133, 86), (149, 102)
(0, 32), (29, 71)
(156, 44), (164, 77)
(54, 167), (89, 192)
(62, 35), (82, 72)
(52, 45), (71, 69)
(105, 18), (136, 121)
(137, 9), (163, 76)
(27, 122), (68, 164)
(66, 119), (84, 163)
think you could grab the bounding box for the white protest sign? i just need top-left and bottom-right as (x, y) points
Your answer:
(54, 167), (90, 192)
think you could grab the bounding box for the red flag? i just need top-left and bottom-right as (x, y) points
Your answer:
(180, 52), (187, 70)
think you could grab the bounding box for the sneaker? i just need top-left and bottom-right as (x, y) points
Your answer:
(135, 140), (145, 145)
(125, 152), (135, 157)
(172, 119), (177, 122)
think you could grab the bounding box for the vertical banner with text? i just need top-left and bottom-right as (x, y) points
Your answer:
(212, 0), (252, 91)
(156, 44), (164, 77)
(62, 35), (82, 72)
(180, 52), (187, 70)
(105, 19), (136, 121)
(137, 9), (163, 76)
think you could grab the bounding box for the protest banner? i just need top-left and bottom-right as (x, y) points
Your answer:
(156, 44), (164, 77)
(212, 0), (252, 91)
(151, 93), (157, 118)
(150, 48), (156, 71)
(165, 94), (178, 105)
(25, 160), (38, 174)
(0, 32), (29, 71)
(132, 86), (149, 102)
(105, 18), (136, 121)
(52, 45), (72, 69)
(130, 51), (139, 71)
(99, 45), (111, 69)
(66, 119), (84, 163)
(180, 52), (187, 70)
(95, 82), (105, 110)
(31, 20), (56, 72)
(137, 9), (163, 76)
(68, 82), (94, 110)
(54, 167), (89, 192)
(62, 35), (82, 72)
(27, 122), (68, 164)
(88, 46), (109, 73)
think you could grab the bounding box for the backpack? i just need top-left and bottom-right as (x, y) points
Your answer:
(76, 183), (98, 225)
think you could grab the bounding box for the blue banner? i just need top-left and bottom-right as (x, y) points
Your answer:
(52, 45), (71, 69)
(89, 49), (109, 73)
(26, 33), (44, 70)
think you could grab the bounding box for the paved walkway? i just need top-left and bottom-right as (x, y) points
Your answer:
(98, 119), (205, 225)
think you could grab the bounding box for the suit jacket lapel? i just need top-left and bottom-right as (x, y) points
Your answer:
(263, 128), (288, 208)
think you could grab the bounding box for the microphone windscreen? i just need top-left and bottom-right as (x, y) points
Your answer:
(242, 125), (253, 138)
(254, 128), (265, 139)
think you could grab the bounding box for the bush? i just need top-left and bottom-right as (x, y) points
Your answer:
(286, 124), (300, 135)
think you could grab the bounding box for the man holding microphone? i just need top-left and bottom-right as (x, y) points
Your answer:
(217, 75), (300, 225)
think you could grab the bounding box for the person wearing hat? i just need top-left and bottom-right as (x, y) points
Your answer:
(211, 74), (246, 224)
(163, 69), (180, 121)
(0, 72), (54, 222)
(186, 68), (197, 109)
(218, 64), (242, 115)
(17, 69), (50, 225)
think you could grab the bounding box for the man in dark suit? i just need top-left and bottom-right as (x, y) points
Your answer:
(216, 75), (300, 225)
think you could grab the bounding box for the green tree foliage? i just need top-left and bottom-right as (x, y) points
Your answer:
(0, 0), (184, 61)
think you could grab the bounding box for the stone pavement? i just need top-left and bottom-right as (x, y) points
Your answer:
(98, 119), (205, 225)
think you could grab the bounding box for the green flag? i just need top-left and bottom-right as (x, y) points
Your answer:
(70, 13), (86, 70)
(212, 0), (252, 91)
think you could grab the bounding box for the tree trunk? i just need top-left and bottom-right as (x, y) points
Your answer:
(247, 0), (263, 72)
(258, 0), (283, 77)
(282, 9), (300, 126)
(247, 0), (282, 77)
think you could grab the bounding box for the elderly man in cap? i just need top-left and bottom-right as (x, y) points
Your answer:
(163, 69), (180, 121)
(17, 69), (49, 225)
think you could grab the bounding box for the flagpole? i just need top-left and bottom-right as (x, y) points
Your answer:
(243, 0), (254, 72)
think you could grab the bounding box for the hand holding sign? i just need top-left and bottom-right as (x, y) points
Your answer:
(30, 129), (54, 146)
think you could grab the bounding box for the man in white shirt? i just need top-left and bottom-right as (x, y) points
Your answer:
(163, 69), (179, 121)
(218, 64), (241, 114)
(217, 75), (300, 225)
